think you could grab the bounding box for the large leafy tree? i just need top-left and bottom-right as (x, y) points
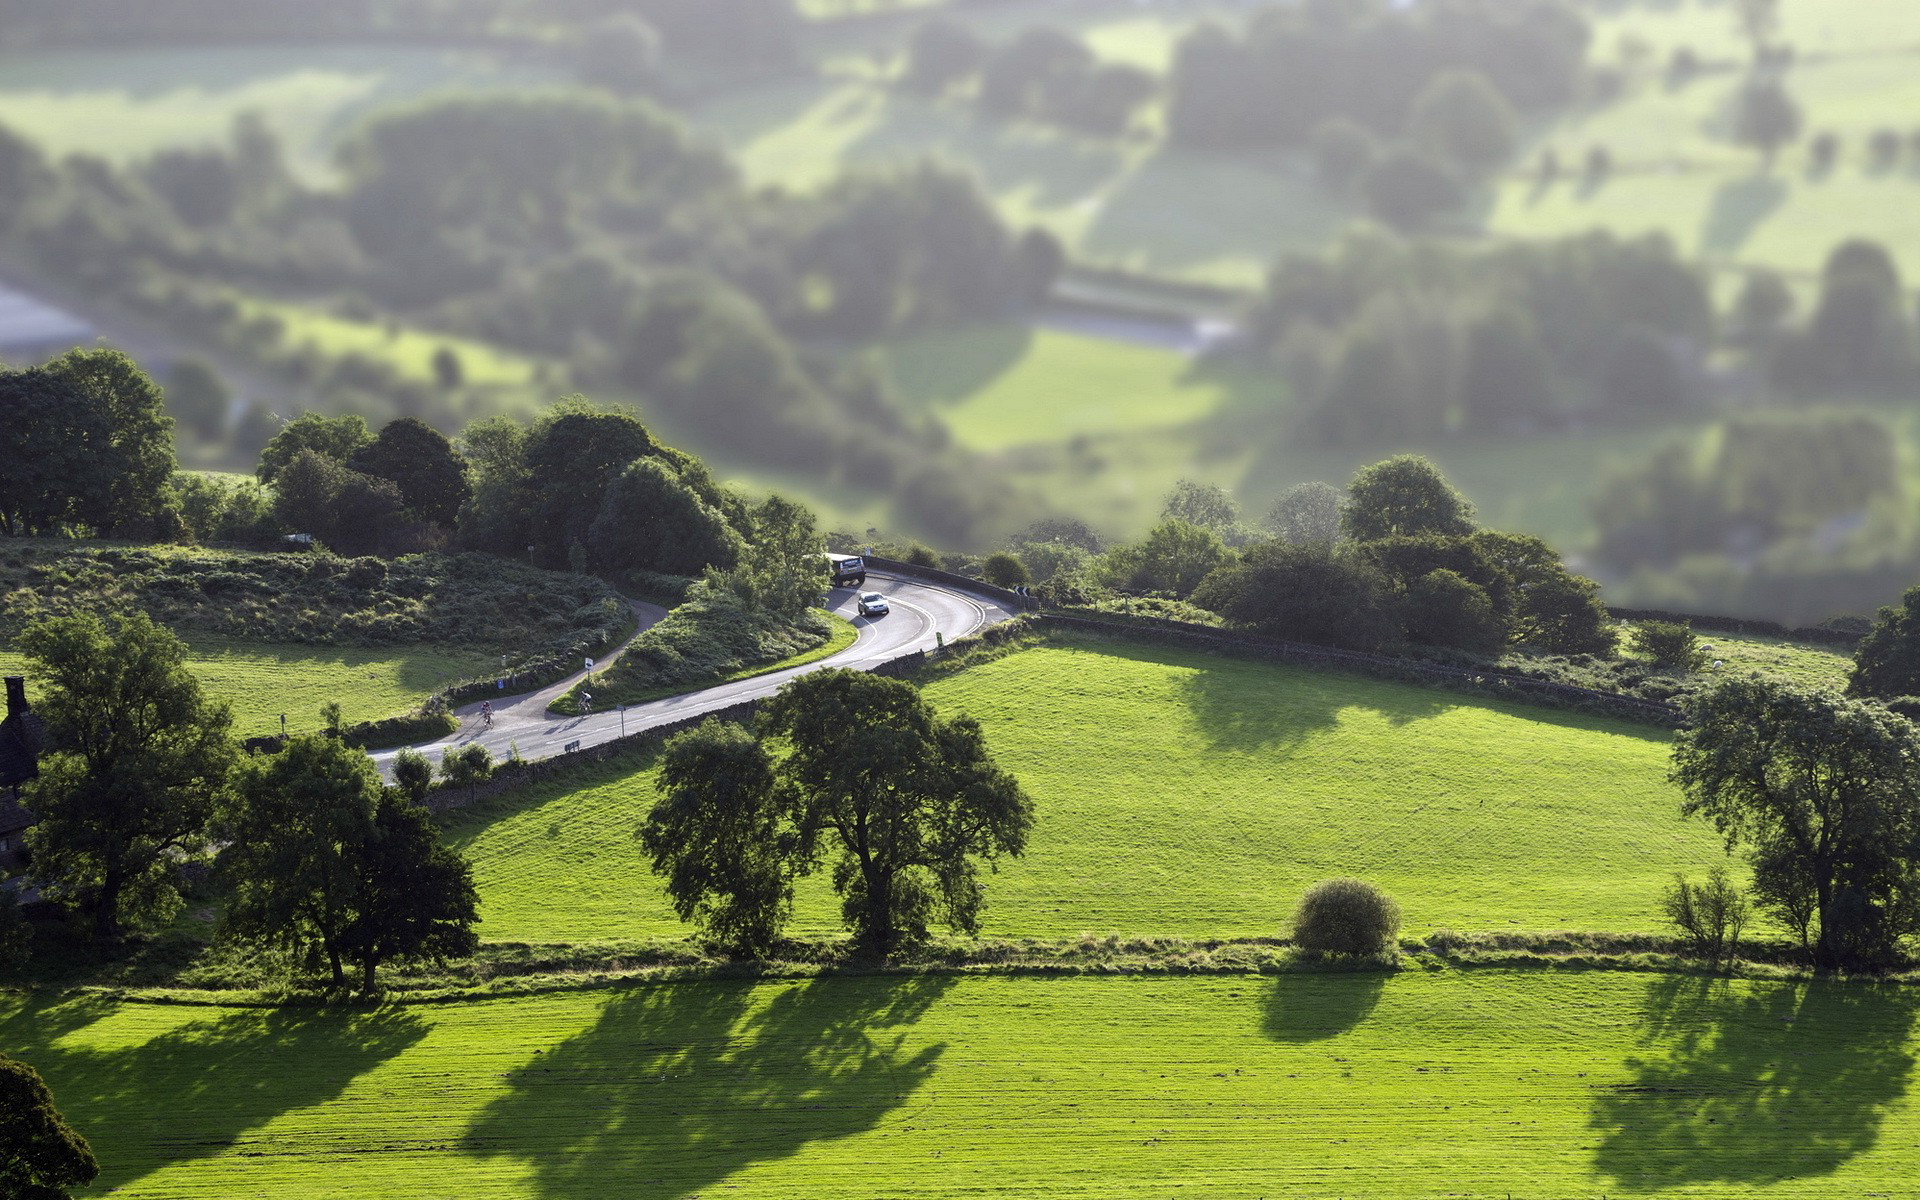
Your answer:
(1192, 540), (1398, 652)
(1105, 519), (1234, 598)
(0, 1053), (98, 1200)
(223, 735), (478, 991)
(1848, 585), (1920, 700)
(646, 671), (1033, 954)
(641, 720), (795, 955)
(256, 412), (374, 484)
(1342, 455), (1477, 541)
(21, 613), (234, 939)
(349, 417), (471, 529)
(0, 352), (175, 537)
(1673, 678), (1920, 972)
(587, 457), (741, 577)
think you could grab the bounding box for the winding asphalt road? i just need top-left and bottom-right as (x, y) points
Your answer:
(368, 572), (1019, 775)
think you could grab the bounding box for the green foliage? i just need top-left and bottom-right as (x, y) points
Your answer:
(1590, 414), (1899, 572)
(981, 552), (1029, 589)
(567, 584), (841, 711)
(1310, 117), (1377, 192)
(1291, 878), (1402, 957)
(587, 458), (741, 578)
(1160, 478), (1239, 534)
(1362, 147), (1465, 230)
(1267, 482), (1346, 546)
(1662, 865), (1749, 964)
(642, 720), (793, 955)
(391, 749), (434, 806)
(171, 472), (278, 546)
(1776, 238), (1917, 391)
(1403, 569), (1506, 656)
(256, 413), (374, 484)
(708, 495), (829, 620)
(224, 735), (477, 990)
(0, 542), (627, 655)
(1732, 78), (1803, 162)
(1343, 456), (1476, 542)
(1103, 519), (1233, 599)
(348, 417), (470, 529)
(19, 611), (235, 939)
(1409, 69), (1519, 175)
(0, 1052), (98, 1200)
(1632, 621), (1707, 672)
(759, 670), (1033, 952)
(1850, 586), (1920, 699)
(1459, 305), (1557, 432)
(0, 349), (177, 539)
(1674, 677), (1920, 971)
(1192, 540), (1398, 652)
(441, 743), (494, 793)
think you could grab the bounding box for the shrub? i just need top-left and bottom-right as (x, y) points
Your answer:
(1661, 866), (1749, 965)
(905, 544), (940, 568)
(1292, 878), (1402, 957)
(1630, 620), (1705, 671)
(441, 742), (494, 791)
(981, 552), (1030, 589)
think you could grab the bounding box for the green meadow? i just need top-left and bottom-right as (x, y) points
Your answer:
(230, 294), (551, 390)
(450, 636), (1727, 944)
(0, 636), (495, 739)
(9, 969), (1919, 1197)
(0, 44), (558, 183)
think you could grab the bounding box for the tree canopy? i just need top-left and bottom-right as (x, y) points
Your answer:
(0, 1053), (98, 1200)
(1674, 678), (1920, 972)
(646, 671), (1033, 954)
(1342, 455), (1477, 541)
(20, 612), (235, 939)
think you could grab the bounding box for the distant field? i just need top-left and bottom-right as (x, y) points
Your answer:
(0, 44), (558, 183)
(11, 969), (1920, 1197)
(882, 323), (1257, 451)
(1637, 624), (1858, 692)
(451, 635), (1727, 943)
(0, 636), (496, 739)
(231, 293), (550, 390)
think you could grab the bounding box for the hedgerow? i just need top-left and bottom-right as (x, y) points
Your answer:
(0, 540), (626, 651)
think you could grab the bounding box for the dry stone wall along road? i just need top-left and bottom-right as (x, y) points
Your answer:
(368, 572), (1017, 775)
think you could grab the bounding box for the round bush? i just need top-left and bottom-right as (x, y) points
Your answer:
(1291, 878), (1402, 956)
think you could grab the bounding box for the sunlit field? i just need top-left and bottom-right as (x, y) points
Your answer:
(450, 636), (1726, 944)
(11, 970), (1919, 1198)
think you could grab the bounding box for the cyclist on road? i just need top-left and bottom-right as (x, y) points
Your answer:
(580, 691), (593, 717)
(480, 701), (493, 729)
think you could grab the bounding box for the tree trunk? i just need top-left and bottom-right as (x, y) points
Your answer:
(1812, 875), (1835, 973)
(327, 941), (346, 989)
(360, 953), (378, 995)
(94, 865), (124, 941)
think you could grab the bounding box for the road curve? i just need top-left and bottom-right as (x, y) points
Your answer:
(369, 572), (1019, 775)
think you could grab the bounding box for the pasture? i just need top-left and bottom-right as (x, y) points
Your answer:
(8, 968), (1918, 1197)
(0, 44), (558, 183)
(450, 635), (1727, 944)
(230, 294), (550, 390)
(0, 636), (495, 739)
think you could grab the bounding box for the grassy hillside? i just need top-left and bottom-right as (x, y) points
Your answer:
(9, 969), (1918, 1197)
(450, 635), (1727, 944)
(0, 635), (496, 740)
(0, 44), (559, 183)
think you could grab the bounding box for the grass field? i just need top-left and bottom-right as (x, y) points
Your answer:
(9, 968), (1920, 1197)
(0, 635), (496, 739)
(0, 44), (558, 183)
(1637, 625), (1858, 692)
(449, 635), (1727, 944)
(231, 293), (551, 390)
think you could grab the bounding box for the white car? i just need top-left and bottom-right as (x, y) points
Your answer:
(857, 592), (889, 617)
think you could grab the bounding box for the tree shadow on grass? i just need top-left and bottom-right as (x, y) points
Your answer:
(464, 974), (952, 1199)
(1173, 653), (1454, 756)
(1590, 975), (1919, 1189)
(1261, 971), (1390, 1042)
(1699, 173), (1788, 258)
(0, 996), (427, 1191)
